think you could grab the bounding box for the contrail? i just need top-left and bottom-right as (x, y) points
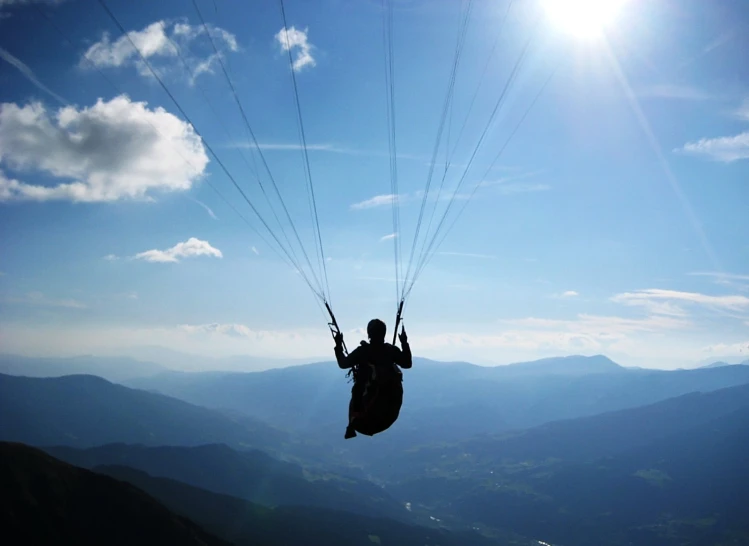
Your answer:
(0, 46), (68, 105)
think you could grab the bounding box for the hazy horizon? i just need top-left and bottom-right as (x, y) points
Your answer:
(2, 343), (747, 373)
(1, 0), (747, 372)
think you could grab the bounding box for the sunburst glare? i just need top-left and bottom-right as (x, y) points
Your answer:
(542, 0), (627, 39)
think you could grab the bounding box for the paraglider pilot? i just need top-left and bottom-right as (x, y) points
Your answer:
(334, 319), (412, 439)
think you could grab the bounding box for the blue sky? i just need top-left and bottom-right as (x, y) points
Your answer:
(1, 0), (747, 369)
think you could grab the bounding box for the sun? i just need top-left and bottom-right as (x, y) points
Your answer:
(543, 0), (626, 39)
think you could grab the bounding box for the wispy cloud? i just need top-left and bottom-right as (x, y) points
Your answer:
(480, 170), (545, 187)
(134, 237), (222, 263)
(560, 290), (579, 298)
(637, 84), (713, 101)
(351, 194), (398, 210)
(689, 271), (749, 292)
(380, 232), (398, 242)
(611, 288), (749, 317)
(226, 141), (427, 162)
(677, 131), (749, 162)
(251, 246), (259, 255)
(702, 340), (749, 357)
(418, 312), (692, 359)
(0, 47), (67, 105)
(677, 30), (736, 71)
(246, 142), (348, 152)
(103, 254), (119, 261)
(349, 180), (548, 212)
(735, 98), (749, 122)
(275, 26), (315, 71)
(191, 198), (217, 220)
(690, 271), (749, 282)
(6, 291), (86, 309)
(81, 19), (238, 85)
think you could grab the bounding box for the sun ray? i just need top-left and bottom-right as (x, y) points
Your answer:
(598, 38), (722, 274)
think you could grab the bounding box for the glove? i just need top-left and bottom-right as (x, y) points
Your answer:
(398, 327), (408, 345)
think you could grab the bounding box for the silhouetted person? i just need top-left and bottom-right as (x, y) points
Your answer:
(334, 319), (411, 439)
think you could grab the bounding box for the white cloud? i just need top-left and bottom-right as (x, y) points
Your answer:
(351, 194), (396, 210)
(0, 96), (208, 202)
(0, 47), (67, 105)
(103, 254), (119, 261)
(677, 131), (749, 162)
(251, 246), (259, 255)
(561, 290), (579, 298)
(275, 26), (315, 71)
(82, 20), (238, 84)
(134, 237), (222, 263)
(173, 22), (238, 51)
(637, 84), (713, 101)
(84, 21), (173, 69)
(380, 232), (398, 242)
(611, 288), (749, 316)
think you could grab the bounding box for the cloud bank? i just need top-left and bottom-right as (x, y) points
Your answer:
(0, 96), (208, 202)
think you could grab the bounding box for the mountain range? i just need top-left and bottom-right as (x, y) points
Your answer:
(2, 352), (748, 545)
(123, 354), (749, 455)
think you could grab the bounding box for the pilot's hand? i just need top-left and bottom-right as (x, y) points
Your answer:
(334, 331), (344, 348)
(398, 327), (408, 345)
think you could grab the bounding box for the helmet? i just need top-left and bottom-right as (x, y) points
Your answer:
(367, 318), (387, 342)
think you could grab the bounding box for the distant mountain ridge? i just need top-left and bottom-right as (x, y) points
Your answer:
(485, 354), (626, 376)
(0, 353), (167, 382)
(122, 355), (749, 451)
(0, 442), (229, 546)
(4, 353), (749, 546)
(376, 382), (749, 480)
(700, 359), (749, 369)
(0, 372), (289, 451)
